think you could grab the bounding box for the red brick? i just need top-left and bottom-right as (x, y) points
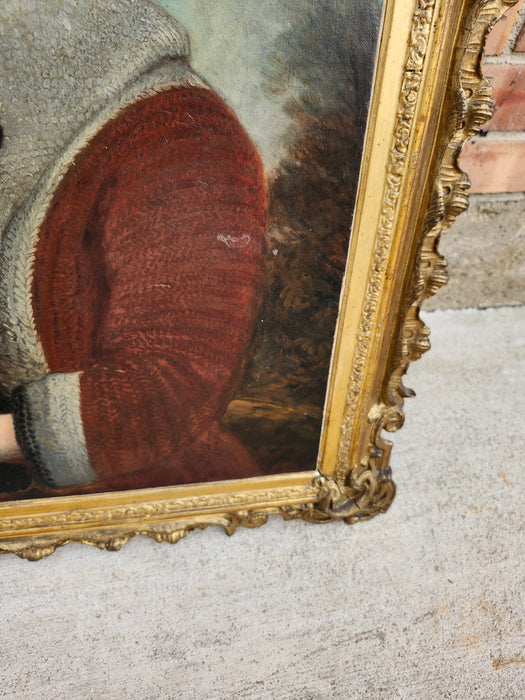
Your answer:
(515, 21), (525, 51)
(482, 64), (525, 130)
(460, 140), (525, 193)
(485, 0), (524, 54)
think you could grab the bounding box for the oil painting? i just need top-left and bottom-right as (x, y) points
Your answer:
(0, 0), (383, 500)
(0, 0), (508, 556)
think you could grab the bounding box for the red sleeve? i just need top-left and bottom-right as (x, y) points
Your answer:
(77, 88), (267, 484)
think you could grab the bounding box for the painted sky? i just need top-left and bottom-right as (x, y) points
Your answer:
(154, 0), (310, 168)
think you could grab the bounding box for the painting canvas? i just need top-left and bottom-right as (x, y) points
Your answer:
(0, 0), (383, 500)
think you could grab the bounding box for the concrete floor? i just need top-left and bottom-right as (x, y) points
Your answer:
(0, 306), (523, 699)
(425, 194), (525, 310)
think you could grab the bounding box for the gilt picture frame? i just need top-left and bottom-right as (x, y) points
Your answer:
(0, 0), (513, 558)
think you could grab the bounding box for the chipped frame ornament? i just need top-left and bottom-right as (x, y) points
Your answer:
(0, 0), (513, 559)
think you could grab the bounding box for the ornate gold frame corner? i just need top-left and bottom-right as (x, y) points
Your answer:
(0, 0), (512, 559)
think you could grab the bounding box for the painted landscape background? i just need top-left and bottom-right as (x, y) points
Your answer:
(159, 0), (383, 473)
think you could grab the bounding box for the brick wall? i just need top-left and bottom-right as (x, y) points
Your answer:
(427, 2), (525, 310)
(461, 0), (525, 192)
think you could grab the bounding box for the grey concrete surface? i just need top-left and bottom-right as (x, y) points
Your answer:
(426, 194), (525, 310)
(0, 306), (523, 699)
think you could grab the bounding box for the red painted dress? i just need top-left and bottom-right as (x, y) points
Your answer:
(7, 84), (267, 494)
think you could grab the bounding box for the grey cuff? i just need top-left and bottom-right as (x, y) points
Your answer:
(12, 372), (95, 488)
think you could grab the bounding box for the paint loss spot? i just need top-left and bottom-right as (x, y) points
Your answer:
(216, 233), (250, 248)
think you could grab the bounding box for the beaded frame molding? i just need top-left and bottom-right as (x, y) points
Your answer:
(0, 0), (514, 559)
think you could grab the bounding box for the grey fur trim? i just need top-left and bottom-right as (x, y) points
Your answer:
(20, 372), (95, 488)
(0, 0), (190, 235)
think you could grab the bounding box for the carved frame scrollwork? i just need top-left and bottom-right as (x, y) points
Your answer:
(0, 0), (514, 559)
(323, 0), (516, 521)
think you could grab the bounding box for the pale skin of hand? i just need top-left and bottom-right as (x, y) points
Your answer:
(0, 413), (24, 462)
